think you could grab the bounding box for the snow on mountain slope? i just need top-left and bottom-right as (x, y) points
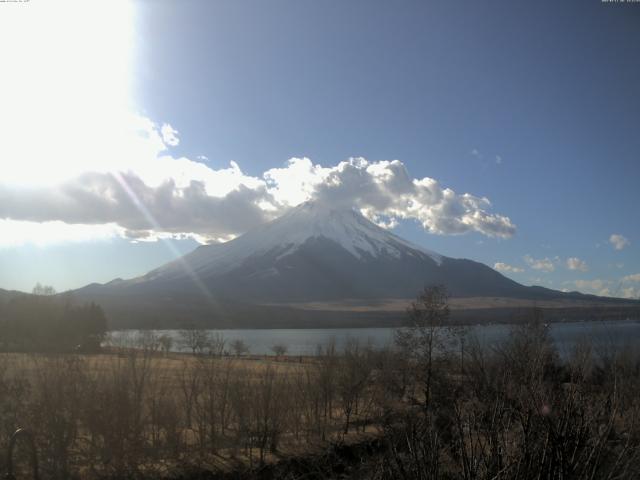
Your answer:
(72, 200), (633, 328)
(145, 201), (443, 282)
(78, 198), (551, 307)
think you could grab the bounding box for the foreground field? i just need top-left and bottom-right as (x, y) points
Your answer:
(0, 345), (387, 479)
(2, 315), (640, 479)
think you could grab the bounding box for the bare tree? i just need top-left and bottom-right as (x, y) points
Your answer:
(248, 366), (290, 463)
(30, 355), (85, 478)
(179, 328), (210, 355)
(137, 330), (160, 354)
(337, 339), (372, 434)
(158, 334), (173, 356)
(315, 339), (338, 440)
(271, 343), (288, 357)
(395, 285), (452, 410)
(32, 283), (56, 296)
(207, 332), (226, 357)
(230, 338), (250, 357)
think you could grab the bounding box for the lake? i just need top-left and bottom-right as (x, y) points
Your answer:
(109, 319), (640, 357)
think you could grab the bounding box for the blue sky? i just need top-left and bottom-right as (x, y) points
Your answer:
(0, 0), (639, 297)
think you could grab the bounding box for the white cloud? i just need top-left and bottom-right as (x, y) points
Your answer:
(621, 287), (640, 299)
(264, 158), (330, 207)
(566, 257), (588, 272)
(523, 255), (555, 272)
(609, 234), (630, 251)
(574, 279), (608, 292)
(569, 279), (614, 297)
(160, 123), (180, 147)
(0, 113), (517, 243)
(566, 277), (640, 300)
(0, 4), (516, 246)
(0, 219), (124, 248)
(0, 171), (277, 242)
(494, 262), (524, 273)
(308, 158), (516, 238)
(618, 273), (640, 298)
(470, 149), (502, 166)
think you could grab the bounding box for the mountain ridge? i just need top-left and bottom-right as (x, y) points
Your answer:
(69, 201), (639, 328)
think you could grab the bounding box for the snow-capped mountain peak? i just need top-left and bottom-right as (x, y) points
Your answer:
(147, 201), (442, 281)
(262, 201), (443, 263)
(77, 200), (591, 321)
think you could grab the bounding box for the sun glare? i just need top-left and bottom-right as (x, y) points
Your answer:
(0, 0), (135, 186)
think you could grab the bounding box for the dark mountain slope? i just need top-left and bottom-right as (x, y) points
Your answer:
(71, 201), (639, 328)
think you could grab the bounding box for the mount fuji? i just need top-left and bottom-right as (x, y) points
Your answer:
(73, 201), (637, 328)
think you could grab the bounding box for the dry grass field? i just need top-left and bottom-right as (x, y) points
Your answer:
(271, 295), (640, 312)
(0, 343), (387, 479)
(2, 301), (640, 479)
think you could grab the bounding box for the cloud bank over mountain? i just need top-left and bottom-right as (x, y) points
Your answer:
(494, 262), (524, 273)
(567, 276), (640, 300)
(0, 115), (516, 244)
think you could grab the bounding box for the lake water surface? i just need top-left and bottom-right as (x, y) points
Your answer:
(110, 319), (640, 357)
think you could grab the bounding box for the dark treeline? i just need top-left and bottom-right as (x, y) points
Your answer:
(0, 285), (107, 352)
(98, 298), (640, 330)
